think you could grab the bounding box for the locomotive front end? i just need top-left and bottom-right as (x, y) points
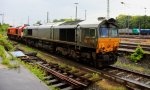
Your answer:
(96, 19), (120, 66)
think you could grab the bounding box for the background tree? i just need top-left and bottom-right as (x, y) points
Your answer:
(53, 18), (78, 22)
(116, 15), (150, 29)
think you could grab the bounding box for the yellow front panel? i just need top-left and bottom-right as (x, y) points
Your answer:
(96, 38), (120, 53)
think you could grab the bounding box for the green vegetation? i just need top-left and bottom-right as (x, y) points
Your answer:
(130, 45), (144, 62)
(0, 45), (19, 68)
(0, 24), (18, 68)
(115, 60), (150, 74)
(0, 24), (14, 51)
(0, 37), (14, 51)
(0, 24), (13, 50)
(49, 86), (60, 90)
(89, 73), (100, 81)
(21, 61), (46, 80)
(0, 45), (7, 60)
(0, 45), (10, 66)
(53, 18), (78, 22)
(17, 44), (37, 52)
(19, 59), (60, 90)
(115, 61), (144, 72)
(0, 24), (9, 35)
(97, 79), (127, 90)
(116, 15), (150, 29)
(70, 66), (78, 73)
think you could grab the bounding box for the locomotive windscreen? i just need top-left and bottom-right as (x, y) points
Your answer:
(99, 24), (118, 38)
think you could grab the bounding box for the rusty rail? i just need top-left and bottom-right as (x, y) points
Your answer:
(20, 53), (91, 89)
(100, 66), (150, 90)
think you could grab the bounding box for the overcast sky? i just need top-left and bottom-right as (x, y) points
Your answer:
(1, 0), (150, 26)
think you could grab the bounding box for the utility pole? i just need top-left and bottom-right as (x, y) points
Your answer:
(144, 8), (147, 29)
(121, 2), (130, 34)
(0, 14), (4, 24)
(107, 0), (110, 19)
(85, 10), (87, 20)
(74, 3), (78, 20)
(27, 16), (30, 25)
(47, 12), (49, 23)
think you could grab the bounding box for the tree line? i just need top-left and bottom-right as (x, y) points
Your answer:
(116, 15), (150, 29)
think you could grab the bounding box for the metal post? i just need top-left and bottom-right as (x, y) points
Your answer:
(85, 10), (87, 20)
(144, 8), (146, 29)
(47, 12), (49, 23)
(0, 14), (4, 24)
(28, 16), (30, 25)
(107, 0), (110, 19)
(121, 2), (130, 34)
(74, 3), (78, 20)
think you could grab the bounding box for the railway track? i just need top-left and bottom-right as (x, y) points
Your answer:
(119, 43), (150, 54)
(101, 66), (150, 90)
(20, 53), (92, 90)
(14, 41), (150, 90)
(72, 63), (150, 90)
(20, 51), (150, 90)
(120, 35), (150, 39)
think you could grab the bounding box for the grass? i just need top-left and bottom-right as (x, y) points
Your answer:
(0, 24), (9, 35)
(19, 59), (60, 90)
(89, 73), (101, 81)
(97, 79), (127, 90)
(49, 86), (60, 90)
(0, 45), (6, 59)
(114, 61), (150, 74)
(19, 60), (46, 80)
(0, 45), (19, 68)
(17, 44), (37, 52)
(115, 61), (144, 71)
(0, 35), (14, 51)
(69, 66), (78, 73)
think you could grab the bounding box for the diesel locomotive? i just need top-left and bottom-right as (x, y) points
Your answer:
(7, 18), (120, 67)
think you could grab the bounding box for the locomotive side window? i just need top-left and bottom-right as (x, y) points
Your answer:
(83, 28), (96, 37)
(90, 29), (96, 37)
(28, 29), (32, 35)
(83, 28), (90, 37)
(16, 29), (18, 34)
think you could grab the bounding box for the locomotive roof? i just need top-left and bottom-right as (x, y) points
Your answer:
(54, 25), (77, 29)
(25, 22), (65, 29)
(59, 20), (83, 25)
(24, 19), (113, 29)
(78, 19), (105, 28)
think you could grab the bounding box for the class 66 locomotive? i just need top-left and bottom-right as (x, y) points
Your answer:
(7, 18), (120, 67)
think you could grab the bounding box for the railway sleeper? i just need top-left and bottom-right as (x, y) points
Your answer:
(61, 86), (73, 90)
(46, 79), (58, 85)
(20, 52), (92, 89)
(44, 75), (54, 80)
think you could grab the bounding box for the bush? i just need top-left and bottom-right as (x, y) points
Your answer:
(0, 38), (13, 51)
(130, 45), (144, 62)
(0, 24), (9, 35)
(0, 45), (6, 59)
(1, 58), (10, 65)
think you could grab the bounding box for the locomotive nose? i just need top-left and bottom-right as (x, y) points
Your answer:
(96, 38), (120, 53)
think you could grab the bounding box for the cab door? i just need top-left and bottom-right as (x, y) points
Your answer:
(80, 28), (97, 48)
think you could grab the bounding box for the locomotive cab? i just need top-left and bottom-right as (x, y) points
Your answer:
(96, 20), (120, 66)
